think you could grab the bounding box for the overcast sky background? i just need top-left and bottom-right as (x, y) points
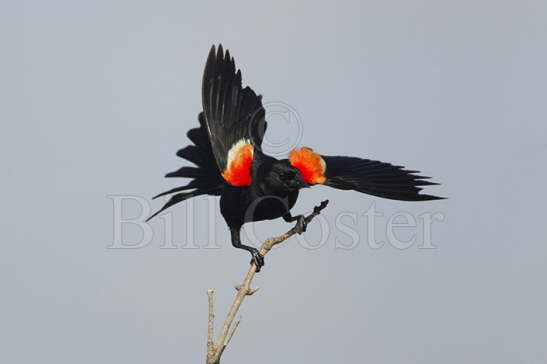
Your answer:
(4, 1), (547, 363)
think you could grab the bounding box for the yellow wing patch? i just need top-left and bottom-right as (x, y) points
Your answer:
(289, 147), (326, 184)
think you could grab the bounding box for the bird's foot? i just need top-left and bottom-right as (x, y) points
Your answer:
(314, 200), (329, 214)
(294, 215), (308, 234)
(249, 248), (265, 272)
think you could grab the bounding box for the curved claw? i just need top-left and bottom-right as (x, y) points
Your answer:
(250, 249), (265, 272)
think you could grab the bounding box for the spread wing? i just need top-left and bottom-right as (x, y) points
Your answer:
(202, 44), (267, 186)
(289, 147), (443, 201)
(146, 113), (224, 222)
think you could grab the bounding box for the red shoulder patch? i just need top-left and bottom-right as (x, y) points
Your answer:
(289, 147), (326, 184)
(221, 140), (254, 186)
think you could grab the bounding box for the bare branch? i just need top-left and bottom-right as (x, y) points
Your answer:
(206, 290), (215, 364)
(234, 285), (259, 295)
(225, 315), (241, 347)
(206, 200), (329, 364)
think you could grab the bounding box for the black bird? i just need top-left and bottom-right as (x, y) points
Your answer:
(148, 44), (442, 271)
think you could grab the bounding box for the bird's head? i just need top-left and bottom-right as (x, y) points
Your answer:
(258, 160), (309, 195)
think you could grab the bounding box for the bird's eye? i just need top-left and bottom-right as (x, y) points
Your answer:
(284, 170), (296, 179)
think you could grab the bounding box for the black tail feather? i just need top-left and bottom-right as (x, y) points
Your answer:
(146, 188), (217, 222)
(165, 166), (211, 179)
(152, 180), (201, 200)
(176, 145), (206, 166)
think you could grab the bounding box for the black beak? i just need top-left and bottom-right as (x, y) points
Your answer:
(292, 174), (310, 189)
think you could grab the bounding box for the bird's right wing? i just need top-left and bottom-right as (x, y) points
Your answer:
(202, 44), (267, 186)
(289, 147), (443, 201)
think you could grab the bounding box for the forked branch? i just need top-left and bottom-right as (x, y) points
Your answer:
(206, 200), (329, 364)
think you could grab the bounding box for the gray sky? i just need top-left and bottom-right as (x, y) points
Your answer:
(4, 1), (547, 363)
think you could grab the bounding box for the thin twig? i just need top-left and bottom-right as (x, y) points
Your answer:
(225, 315), (241, 347)
(206, 200), (329, 364)
(206, 290), (215, 364)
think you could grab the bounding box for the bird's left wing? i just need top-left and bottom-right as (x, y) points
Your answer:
(289, 147), (443, 201)
(146, 113), (225, 222)
(202, 44), (267, 186)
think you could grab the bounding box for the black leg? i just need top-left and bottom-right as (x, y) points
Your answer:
(230, 227), (264, 272)
(283, 212), (307, 234)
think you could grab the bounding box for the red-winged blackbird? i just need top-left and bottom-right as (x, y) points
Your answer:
(148, 44), (442, 271)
